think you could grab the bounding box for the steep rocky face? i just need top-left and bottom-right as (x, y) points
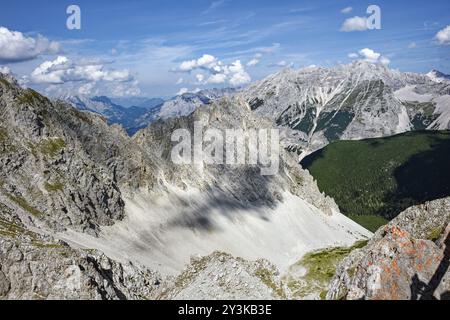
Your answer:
(134, 96), (339, 213)
(0, 74), (164, 236)
(57, 96), (370, 276)
(242, 61), (450, 156)
(326, 197), (450, 300)
(0, 219), (165, 299)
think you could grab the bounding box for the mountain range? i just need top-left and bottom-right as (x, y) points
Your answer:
(0, 61), (449, 300)
(62, 88), (235, 135)
(61, 62), (450, 157)
(0, 71), (370, 299)
(242, 61), (450, 157)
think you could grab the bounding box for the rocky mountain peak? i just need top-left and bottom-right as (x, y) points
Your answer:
(427, 69), (450, 83)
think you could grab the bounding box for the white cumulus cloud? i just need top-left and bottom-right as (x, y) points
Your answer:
(31, 56), (133, 84)
(340, 16), (368, 32)
(31, 56), (140, 97)
(0, 66), (11, 74)
(206, 73), (227, 84)
(341, 7), (353, 14)
(268, 60), (294, 68)
(177, 54), (251, 87)
(435, 25), (450, 45)
(247, 58), (260, 67)
(348, 48), (390, 65)
(178, 54), (218, 72)
(177, 87), (189, 95)
(227, 60), (251, 86)
(196, 74), (205, 83)
(358, 48), (381, 62)
(0, 26), (60, 63)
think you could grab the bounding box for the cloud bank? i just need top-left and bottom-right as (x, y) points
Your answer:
(176, 54), (251, 87)
(0, 26), (60, 63)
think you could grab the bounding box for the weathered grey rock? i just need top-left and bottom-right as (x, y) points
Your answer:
(0, 234), (166, 300)
(164, 252), (286, 300)
(0, 75), (168, 235)
(133, 96), (339, 215)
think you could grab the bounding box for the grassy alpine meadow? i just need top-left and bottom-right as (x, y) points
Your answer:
(301, 131), (450, 231)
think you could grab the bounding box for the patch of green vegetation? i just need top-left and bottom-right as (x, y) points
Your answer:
(0, 128), (7, 143)
(301, 131), (450, 222)
(44, 181), (65, 192)
(30, 240), (66, 249)
(348, 214), (389, 233)
(18, 89), (50, 105)
(254, 266), (286, 299)
(173, 254), (212, 290)
(292, 107), (316, 134)
(426, 226), (444, 242)
(315, 110), (355, 141)
(6, 194), (42, 217)
(285, 240), (367, 299)
(0, 213), (35, 239)
(300, 241), (366, 284)
(70, 108), (93, 124)
(403, 101), (437, 130)
(249, 98), (264, 111)
(39, 138), (66, 158)
(0, 219), (24, 238)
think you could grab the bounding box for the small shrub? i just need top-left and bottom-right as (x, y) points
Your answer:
(6, 194), (42, 217)
(44, 181), (65, 192)
(39, 138), (66, 158)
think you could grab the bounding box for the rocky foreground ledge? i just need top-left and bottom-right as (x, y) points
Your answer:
(327, 197), (450, 300)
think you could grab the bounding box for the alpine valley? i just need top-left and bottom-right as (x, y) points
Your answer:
(0, 60), (449, 300)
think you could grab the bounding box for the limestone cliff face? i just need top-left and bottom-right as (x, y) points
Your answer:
(133, 96), (340, 215)
(327, 197), (450, 300)
(0, 75), (168, 236)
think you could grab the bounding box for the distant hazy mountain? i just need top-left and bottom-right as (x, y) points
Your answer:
(158, 88), (237, 120)
(110, 97), (165, 109)
(63, 95), (153, 135)
(427, 69), (450, 84)
(242, 61), (450, 158)
(63, 88), (236, 135)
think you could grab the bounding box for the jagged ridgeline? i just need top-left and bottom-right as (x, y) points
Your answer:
(242, 61), (450, 156)
(301, 131), (450, 231)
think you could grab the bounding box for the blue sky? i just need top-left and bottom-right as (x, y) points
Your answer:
(0, 0), (449, 98)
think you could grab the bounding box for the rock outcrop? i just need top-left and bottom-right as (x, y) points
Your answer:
(326, 197), (450, 300)
(0, 213), (165, 300)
